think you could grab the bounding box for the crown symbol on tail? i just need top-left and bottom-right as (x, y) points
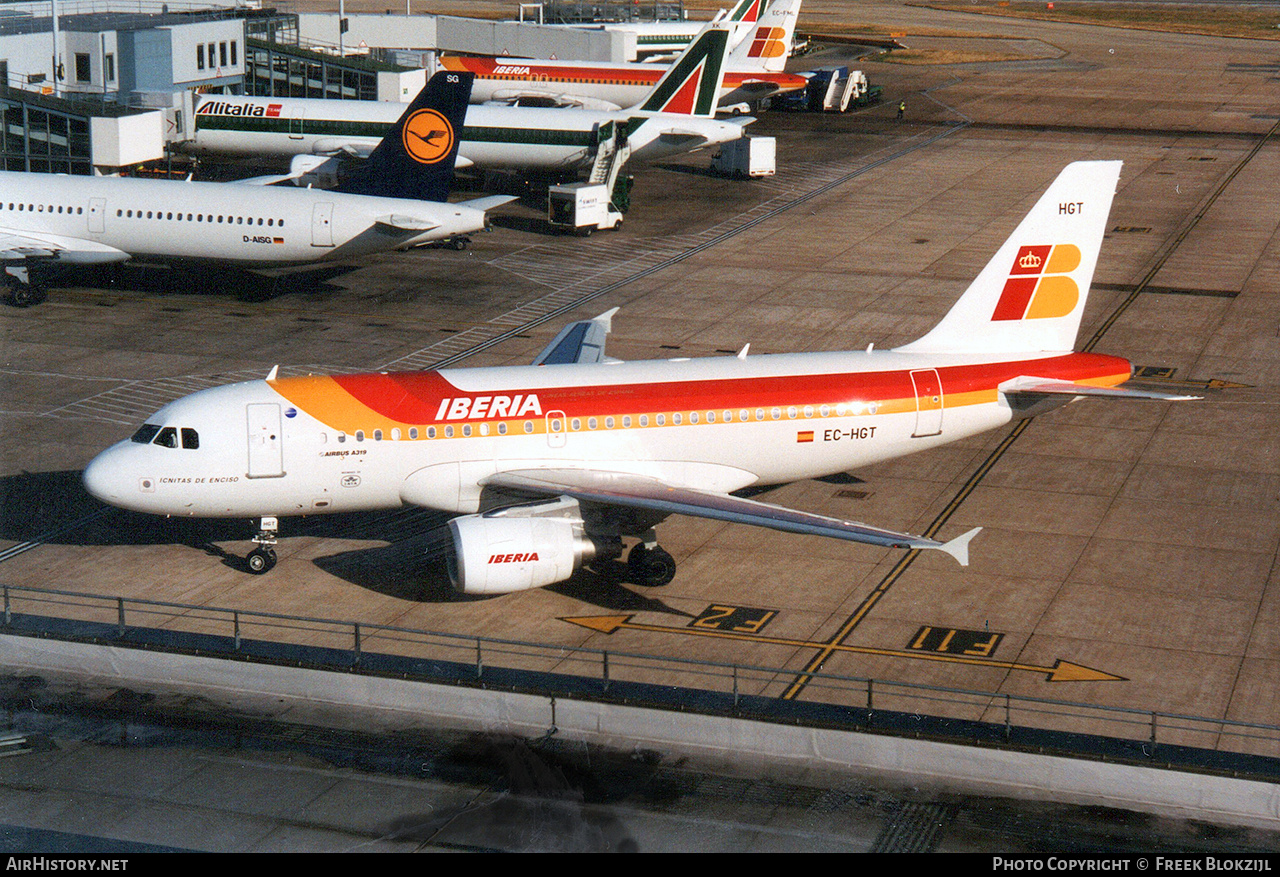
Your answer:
(1019, 252), (1043, 270)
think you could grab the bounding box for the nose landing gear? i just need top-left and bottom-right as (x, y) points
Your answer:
(246, 516), (278, 574)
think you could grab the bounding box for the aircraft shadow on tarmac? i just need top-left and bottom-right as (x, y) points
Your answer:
(52, 263), (361, 302)
(6, 470), (731, 615)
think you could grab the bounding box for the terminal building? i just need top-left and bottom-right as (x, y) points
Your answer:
(0, 0), (632, 174)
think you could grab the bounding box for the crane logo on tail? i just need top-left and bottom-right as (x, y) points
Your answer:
(991, 244), (1082, 321)
(401, 108), (455, 164)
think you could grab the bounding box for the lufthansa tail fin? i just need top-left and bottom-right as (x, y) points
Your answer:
(895, 161), (1123, 356)
(335, 71), (473, 202)
(636, 25), (731, 116)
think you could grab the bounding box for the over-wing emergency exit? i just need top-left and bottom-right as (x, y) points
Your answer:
(82, 162), (1196, 591)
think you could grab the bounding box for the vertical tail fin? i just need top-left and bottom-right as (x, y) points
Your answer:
(895, 161), (1123, 356)
(335, 71), (473, 202)
(728, 0), (801, 73)
(636, 25), (731, 116)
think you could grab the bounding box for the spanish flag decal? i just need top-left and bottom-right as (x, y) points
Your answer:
(797, 431), (815, 443)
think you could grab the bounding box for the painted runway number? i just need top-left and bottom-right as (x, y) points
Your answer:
(909, 626), (1003, 657)
(690, 605), (776, 634)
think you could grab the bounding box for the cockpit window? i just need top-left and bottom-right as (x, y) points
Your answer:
(153, 427), (179, 448)
(181, 428), (199, 450)
(131, 424), (161, 444)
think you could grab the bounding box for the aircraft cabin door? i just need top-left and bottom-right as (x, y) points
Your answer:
(287, 107), (305, 140)
(87, 198), (106, 234)
(246, 403), (285, 478)
(311, 202), (334, 247)
(909, 369), (944, 438)
(546, 410), (566, 448)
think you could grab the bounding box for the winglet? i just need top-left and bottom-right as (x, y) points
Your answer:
(935, 527), (982, 566)
(532, 308), (621, 366)
(266, 364), (279, 381)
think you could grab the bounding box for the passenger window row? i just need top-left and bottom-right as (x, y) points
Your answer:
(115, 209), (284, 227)
(3, 203), (84, 214)
(320, 402), (882, 443)
(131, 423), (200, 450)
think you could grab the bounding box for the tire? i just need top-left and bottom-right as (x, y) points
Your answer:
(246, 546), (277, 574)
(627, 544), (677, 588)
(9, 285), (45, 308)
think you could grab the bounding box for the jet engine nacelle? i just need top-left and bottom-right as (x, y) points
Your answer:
(447, 509), (599, 595)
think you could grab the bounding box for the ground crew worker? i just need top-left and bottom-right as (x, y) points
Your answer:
(897, 100), (906, 120)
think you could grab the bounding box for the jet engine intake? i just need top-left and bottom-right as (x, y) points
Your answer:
(447, 508), (599, 594)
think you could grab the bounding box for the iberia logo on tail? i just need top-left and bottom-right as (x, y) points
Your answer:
(991, 244), (1082, 321)
(747, 26), (789, 59)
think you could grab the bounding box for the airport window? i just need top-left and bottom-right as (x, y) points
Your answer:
(230, 41), (238, 67)
(105, 54), (115, 82)
(153, 427), (178, 449)
(181, 428), (199, 450)
(208, 43), (216, 69)
(75, 53), (90, 83)
(131, 424), (161, 444)
(197, 45), (204, 70)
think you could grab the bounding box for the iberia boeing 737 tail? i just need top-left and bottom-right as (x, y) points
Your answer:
(82, 161), (1196, 590)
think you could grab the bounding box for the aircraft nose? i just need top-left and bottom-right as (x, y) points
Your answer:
(82, 444), (131, 506)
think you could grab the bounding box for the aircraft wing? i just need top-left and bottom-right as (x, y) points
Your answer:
(489, 90), (624, 111)
(1000, 376), (1201, 401)
(532, 307), (620, 365)
(483, 468), (981, 565)
(0, 229), (128, 265)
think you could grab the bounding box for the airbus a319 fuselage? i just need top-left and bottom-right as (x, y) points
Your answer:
(82, 161), (1196, 593)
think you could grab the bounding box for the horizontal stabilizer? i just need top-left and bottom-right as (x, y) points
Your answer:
(1000, 376), (1201, 401)
(460, 194), (518, 212)
(483, 468), (977, 566)
(374, 215), (441, 232)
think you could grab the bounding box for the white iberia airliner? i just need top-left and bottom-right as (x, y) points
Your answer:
(0, 72), (511, 307)
(82, 161), (1195, 592)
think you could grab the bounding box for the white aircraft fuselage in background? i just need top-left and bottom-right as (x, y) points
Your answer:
(0, 172), (491, 270)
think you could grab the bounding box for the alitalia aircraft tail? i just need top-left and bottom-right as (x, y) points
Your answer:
(636, 25), (732, 116)
(896, 160), (1123, 356)
(335, 71), (474, 203)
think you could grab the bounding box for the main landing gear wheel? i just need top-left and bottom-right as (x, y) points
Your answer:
(627, 543), (677, 588)
(6, 283), (45, 308)
(246, 546), (277, 574)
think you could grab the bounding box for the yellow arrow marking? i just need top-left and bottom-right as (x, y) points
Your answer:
(561, 614), (1126, 683)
